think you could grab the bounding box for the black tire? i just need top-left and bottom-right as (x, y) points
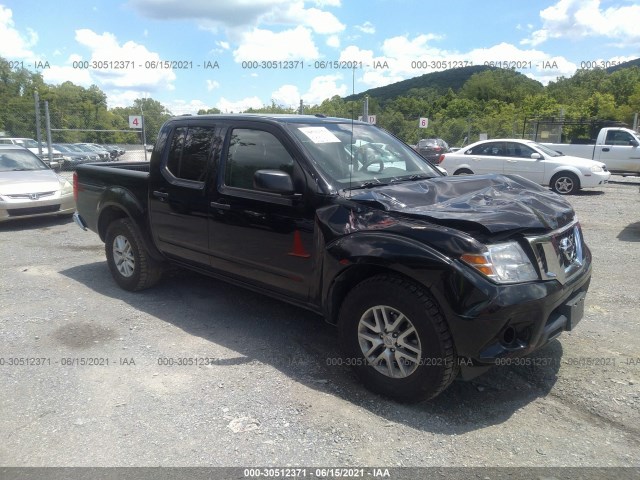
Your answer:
(105, 218), (163, 291)
(338, 274), (458, 402)
(453, 168), (473, 175)
(550, 171), (580, 195)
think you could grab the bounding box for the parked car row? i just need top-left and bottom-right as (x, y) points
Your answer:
(54, 143), (126, 167)
(0, 138), (127, 169)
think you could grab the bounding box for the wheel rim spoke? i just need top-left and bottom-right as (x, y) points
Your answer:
(113, 235), (135, 278)
(357, 305), (422, 379)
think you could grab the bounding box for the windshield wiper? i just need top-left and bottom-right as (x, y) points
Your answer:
(344, 180), (390, 191)
(389, 174), (434, 183)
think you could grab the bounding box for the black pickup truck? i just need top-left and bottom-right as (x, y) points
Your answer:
(73, 114), (592, 401)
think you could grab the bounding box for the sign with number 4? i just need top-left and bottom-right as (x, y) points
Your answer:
(129, 115), (142, 129)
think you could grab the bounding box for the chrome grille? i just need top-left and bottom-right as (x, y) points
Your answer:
(525, 221), (584, 285)
(6, 191), (57, 200)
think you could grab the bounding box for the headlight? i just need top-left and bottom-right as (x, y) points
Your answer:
(461, 241), (538, 284)
(590, 165), (603, 173)
(60, 179), (73, 195)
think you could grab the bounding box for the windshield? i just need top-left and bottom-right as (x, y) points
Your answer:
(0, 149), (49, 172)
(530, 141), (563, 157)
(20, 139), (40, 148)
(287, 122), (440, 189)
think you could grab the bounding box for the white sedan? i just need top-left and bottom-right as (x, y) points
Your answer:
(0, 145), (75, 222)
(438, 138), (610, 194)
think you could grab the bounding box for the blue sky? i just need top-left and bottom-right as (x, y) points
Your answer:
(2, 0), (639, 113)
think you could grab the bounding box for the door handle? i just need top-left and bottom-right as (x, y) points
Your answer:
(601, 147), (610, 152)
(210, 201), (230, 210)
(152, 191), (169, 200)
(506, 159), (517, 163)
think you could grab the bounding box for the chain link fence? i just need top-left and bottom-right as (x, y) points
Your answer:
(1, 101), (148, 173)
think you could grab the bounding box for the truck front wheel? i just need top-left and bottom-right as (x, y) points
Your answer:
(338, 275), (458, 402)
(105, 218), (163, 291)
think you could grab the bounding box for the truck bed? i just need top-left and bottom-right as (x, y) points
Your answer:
(74, 162), (151, 235)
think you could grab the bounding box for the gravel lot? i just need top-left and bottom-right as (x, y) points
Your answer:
(0, 176), (639, 474)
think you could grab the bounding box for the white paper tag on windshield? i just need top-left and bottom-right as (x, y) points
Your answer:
(298, 127), (341, 144)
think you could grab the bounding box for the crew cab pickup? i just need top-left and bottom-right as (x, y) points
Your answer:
(73, 114), (592, 402)
(542, 127), (640, 175)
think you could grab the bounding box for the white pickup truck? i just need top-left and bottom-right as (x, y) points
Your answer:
(542, 127), (640, 176)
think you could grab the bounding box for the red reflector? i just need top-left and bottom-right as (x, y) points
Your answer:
(438, 154), (445, 164)
(73, 172), (78, 202)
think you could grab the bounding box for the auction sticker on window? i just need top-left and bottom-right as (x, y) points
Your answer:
(298, 127), (341, 143)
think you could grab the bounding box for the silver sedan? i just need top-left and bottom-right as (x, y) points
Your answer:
(0, 146), (75, 222)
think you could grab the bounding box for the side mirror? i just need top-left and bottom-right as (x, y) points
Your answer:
(253, 169), (294, 194)
(531, 153), (542, 159)
(630, 139), (639, 147)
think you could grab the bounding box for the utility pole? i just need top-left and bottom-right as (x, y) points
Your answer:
(34, 91), (43, 156)
(299, 99), (304, 115)
(363, 95), (369, 119)
(140, 102), (148, 162)
(44, 101), (53, 167)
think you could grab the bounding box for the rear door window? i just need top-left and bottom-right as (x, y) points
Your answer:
(166, 126), (218, 184)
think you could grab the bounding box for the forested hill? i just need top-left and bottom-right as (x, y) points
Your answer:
(606, 57), (640, 73)
(343, 65), (542, 103)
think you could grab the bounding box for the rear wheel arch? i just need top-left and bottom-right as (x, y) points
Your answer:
(98, 206), (128, 241)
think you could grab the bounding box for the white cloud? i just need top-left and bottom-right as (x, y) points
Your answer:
(233, 26), (320, 61)
(42, 64), (93, 87)
(217, 41), (230, 50)
(355, 21), (375, 35)
(105, 90), (146, 109)
(73, 29), (176, 91)
(311, 0), (341, 6)
(302, 74), (348, 105)
(207, 80), (221, 91)
(271, 84), (301, 107)
(129, 0), (290, 27)
(338, 36), (581, 91)
(130, 0), (343, 37)
(267, 2), (345, 35)
(381, 33), (446, 60)
(165, 99), (213, 115)
(0, 6), (38, 59)
(270, 74), (348, 108)
(216, 96), (264, 112)
(326, 35), (340, 48)
(522, 0), (640, 46)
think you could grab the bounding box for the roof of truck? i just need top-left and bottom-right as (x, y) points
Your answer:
(166, 114), (369, 125)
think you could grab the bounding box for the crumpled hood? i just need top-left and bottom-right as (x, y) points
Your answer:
(346, 174), (575, 234)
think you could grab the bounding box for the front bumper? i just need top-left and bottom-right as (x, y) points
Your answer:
(580, 170), (610, 188)
(431, 223), (593, 379)
(0, 193), (75, 222)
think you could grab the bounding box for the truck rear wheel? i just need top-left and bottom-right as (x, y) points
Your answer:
(105, 218), (163, 291)
(338, 274), (458, 402)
